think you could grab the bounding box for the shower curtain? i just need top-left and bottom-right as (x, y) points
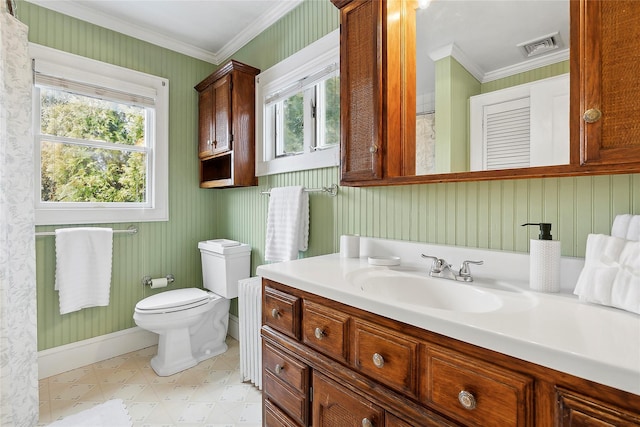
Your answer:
(0, 2), (39, 426)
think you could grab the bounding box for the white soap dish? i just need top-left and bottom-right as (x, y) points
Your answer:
(368, 256), (400, 266)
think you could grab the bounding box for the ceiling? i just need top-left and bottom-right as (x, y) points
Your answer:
(24, 0), (303, 64)
(417, 0), (569, 94)
(24, 0), (568, 87)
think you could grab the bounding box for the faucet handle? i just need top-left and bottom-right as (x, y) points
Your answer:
(459, 260), (484, 281)
(421, 254), (444, 272)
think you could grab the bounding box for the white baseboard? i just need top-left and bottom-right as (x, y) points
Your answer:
(38, 327), (158, 379)
(228, 314), (239, 341)
(39, 316), (241, 379)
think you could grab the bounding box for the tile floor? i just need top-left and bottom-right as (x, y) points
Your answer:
(38, 337), (263, 427)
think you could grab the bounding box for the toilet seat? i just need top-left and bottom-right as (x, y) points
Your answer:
(135, 288), (216, 314)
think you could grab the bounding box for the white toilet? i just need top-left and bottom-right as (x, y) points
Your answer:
(134, 239), (251, 376)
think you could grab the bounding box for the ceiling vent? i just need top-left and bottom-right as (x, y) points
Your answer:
(517, 32), (561, 57)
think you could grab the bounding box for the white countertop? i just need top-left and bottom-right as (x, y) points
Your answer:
(256, 239), (640, 395)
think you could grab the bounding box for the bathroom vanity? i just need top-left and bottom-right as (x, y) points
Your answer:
(257, 239), (640, 426)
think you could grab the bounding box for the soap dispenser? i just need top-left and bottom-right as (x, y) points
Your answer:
(522, 223), (561, 293)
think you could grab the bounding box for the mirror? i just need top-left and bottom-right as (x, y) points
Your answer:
(414, 0), (570, 176)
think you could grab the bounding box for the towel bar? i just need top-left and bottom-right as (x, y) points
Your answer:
(260, 184), (338, 197)
(35, 225), (138, 237)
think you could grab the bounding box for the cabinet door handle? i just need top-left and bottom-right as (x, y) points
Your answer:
(314, 327), (325, 340)
(275, 363), (284, 374)
(372, 353), (385, 368)
(458, 390), (477, 410)
(369, 145), (378, 154)
(271, 308), (280, 318)
(583, 108), (602, 123)
(362, 418), (374, 427)
(207, 139), (212, 146)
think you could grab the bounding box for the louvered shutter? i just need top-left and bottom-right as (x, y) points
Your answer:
(482, 97), (530, 170)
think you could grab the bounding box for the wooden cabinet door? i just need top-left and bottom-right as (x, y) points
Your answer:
(313, 371), (384, 427)
(337, 0), (384, 183)
(556, 388), (640, 426)
(211, 73), (232, 154)
(198, 85), (214, 158)
(575, 0), (640, 166)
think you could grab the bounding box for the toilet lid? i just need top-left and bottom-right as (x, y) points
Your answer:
(136, 288), (211, 312)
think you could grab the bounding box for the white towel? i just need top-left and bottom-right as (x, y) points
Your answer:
(611, 240), (640, 314)
(574, 233), (640, 314)
(264, 186), (309, 262)
(55, 227), (113, 315)
(612, 214), (640, 241)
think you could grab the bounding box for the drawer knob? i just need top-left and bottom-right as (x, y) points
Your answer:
(372, 353), (385, 368)
(314, 327), (325, 340)
(458, 390), (477, 410)
(583, 108), (602, 123)
(271, 308), (280, 318)
(362, 418), (374, 427)
(275, 364), (284, 374)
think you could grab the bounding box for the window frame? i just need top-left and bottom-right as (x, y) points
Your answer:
(31, 43), (169, 225)
(255, 29), (339, 176)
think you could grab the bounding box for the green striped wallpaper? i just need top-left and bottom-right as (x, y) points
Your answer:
(20, 0), (640, 352)
(20, 1), (221, 350)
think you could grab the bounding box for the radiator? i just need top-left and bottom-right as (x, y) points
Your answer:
(238, 276), (263, 389)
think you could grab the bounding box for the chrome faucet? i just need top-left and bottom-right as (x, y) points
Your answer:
(421, 254), (483, 282)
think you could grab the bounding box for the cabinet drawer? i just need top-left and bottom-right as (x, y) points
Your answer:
(264, 398), (300, 427)
(264, 373), (308, 426)
(353, 319), (420, 396)
(422, 346), (533, 427)
(263, 341), (308, 393)
(264, 286), (301, 339)
(312, 371), (384, 427)
(302, 300), (349, 363)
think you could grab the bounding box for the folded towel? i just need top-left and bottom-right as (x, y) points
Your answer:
(612, 214), (640, 241)
(611, 241), (640, 314)
(55, 227), (113, 315)
(265, 186), (309, 262)
(574, 233), (640, 314)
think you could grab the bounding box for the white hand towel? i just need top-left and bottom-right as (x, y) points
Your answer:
(574, 234), (626, 306)
(574, 233), (640, 314)
(265, 186), (309, 262)
(55, 227), (113, 315)
(611, 240), (640, 314)
(612, 214), (640, 241)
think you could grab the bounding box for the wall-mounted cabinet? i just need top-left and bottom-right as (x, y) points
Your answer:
(331, 0), (640, 187)
(195, 60), (259, 188)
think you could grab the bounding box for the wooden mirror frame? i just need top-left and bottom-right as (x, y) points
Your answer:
(332, 0), (640, 187)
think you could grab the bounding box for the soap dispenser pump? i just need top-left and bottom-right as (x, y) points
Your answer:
(522, 222), (561, 293)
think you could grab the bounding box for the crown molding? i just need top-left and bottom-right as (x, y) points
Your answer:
(482, 48), (569, 83)
(25, 0), (302, 64)
(216, 0), (303, 63)
(429, 43), (569, 84)
(430, 43), (485, 82)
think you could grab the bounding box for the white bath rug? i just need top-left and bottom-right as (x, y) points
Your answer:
(48, 399), (132, 427)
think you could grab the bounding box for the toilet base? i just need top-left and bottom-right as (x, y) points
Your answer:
(149, 326), (197, 376)
(150, 338), (229, 377)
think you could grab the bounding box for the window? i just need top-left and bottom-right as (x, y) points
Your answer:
(31, 44), (169, 225)
(256, 30), (339, 176)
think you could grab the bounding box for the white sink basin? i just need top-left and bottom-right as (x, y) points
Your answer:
(345, 267), (505, 313)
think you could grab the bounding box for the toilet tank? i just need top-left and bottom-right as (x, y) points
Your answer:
(198, 239), (251, 299)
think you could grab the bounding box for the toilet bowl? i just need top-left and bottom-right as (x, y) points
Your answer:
(134, 240), (251, 376)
